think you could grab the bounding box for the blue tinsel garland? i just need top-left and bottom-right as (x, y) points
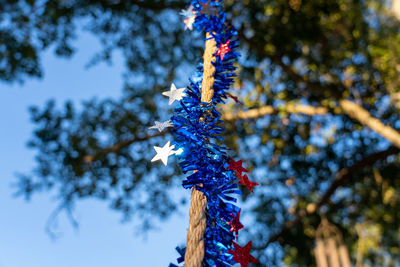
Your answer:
(167, 1), (254, 266)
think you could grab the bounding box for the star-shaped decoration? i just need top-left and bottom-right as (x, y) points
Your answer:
(184, 16), (196, 30)
(162, 83), (186, 105)
(199, 0), (219, 17)
(227, 157), (249, 175)
(238, 173), (259, 193)
(228, 241), (258, 267)
(180, 6), (196, 31)
(149, 120), (173, 132)
(151, 141), (177, 166)
(228, 210), (244, 239)
(180, 5), (195, 18)
(216, 40), (231, 61)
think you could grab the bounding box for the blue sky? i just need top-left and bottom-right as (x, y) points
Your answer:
(0, 31), (190, 267)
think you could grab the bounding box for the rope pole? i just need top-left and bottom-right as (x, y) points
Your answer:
(184, 32), (217, 267)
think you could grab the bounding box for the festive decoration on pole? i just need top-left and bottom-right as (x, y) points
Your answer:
(228, 241), (258, 267)
(216, 40), (231, 61)
(180, 6), (195, 18)
(151, 141), (177, 166)
(228, 210), (244, 239)
(163, 83), (187, 105)
(149, 120), (174, 132)
(180, 6), (196, 31)
(238, 173), (259, 193)
(184, 15), (196, 31)
(227, 157), (249, 175)
(150, 0), (259, 266)
(199, 0), (219, 16)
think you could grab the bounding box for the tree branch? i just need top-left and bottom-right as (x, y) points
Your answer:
(339, 99), (400, 148)
(223, 104), (328, 121)
(227, 100), (400, 148)
(263, 145), (400, 247)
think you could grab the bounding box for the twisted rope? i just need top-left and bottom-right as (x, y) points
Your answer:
(200, 33), (217, 103)
(184, 32), (217, 267)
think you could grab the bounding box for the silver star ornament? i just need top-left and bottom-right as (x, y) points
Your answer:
(151, 141), (177, 166)
(162, 83), (186, 105)
(149, 120), (173, 132)
(180, 6), (196, 31)
(180, 6), (195, 18)
(184, 16), (195, 31)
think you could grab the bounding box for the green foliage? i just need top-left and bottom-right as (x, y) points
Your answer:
(3, 0), (400, 266)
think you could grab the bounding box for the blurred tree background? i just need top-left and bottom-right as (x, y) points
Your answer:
(2, 0), (400, 266)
